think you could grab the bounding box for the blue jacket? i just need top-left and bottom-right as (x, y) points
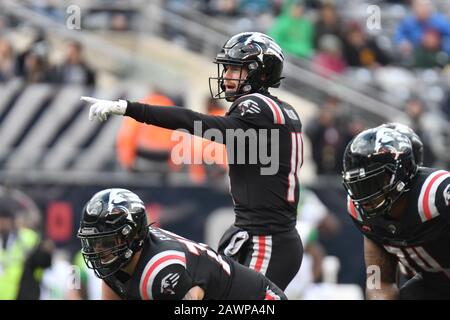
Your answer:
(395, 13), (450, 55)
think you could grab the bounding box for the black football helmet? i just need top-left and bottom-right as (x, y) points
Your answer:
(77, 188), (148, 278)
(209, 32), (284, 101)
(342, 127), (418, 219)
(378, 122), (424, 166)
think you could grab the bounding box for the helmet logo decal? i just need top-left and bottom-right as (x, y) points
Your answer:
(86, 200), (103, 216)
(108, 190), (127, 207)
(106, 189), (145, 220)
(243, 33), (284, 62)
(374, 128), (411, 156)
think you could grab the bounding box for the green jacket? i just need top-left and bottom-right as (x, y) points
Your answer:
(0, 228), (39, 299)
(269, 13), (315, 58)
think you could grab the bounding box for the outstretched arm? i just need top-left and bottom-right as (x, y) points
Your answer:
(124, 101), (247, 137)
(81, 96), (250, 139)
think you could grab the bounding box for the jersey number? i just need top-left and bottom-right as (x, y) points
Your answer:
(287, 133), (303, 202)
(384, 245), (450, 279)
(164, 230), (231, 275)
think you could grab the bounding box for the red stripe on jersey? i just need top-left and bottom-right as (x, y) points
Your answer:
(265, 98), (283, 124)
(141, 254), (186, 300)
(422, 171), (448, 221)
(348, 198), (358, 219)
(254, 236), (266, 272)
(254, 93), (284, 124)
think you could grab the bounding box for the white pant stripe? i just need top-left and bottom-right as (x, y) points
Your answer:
(259, 236), (272, 275)
(287, 132), (297, 202)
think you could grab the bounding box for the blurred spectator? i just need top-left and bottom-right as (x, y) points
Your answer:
(343, 21), (391, 68)
(201, 97), (229, 182)
(205, 96), (226, 116)
(313, 2), (344, 49)
(239, 0), (272, 16)
(0, 192), (53, 300)
(110, 13), (130, 31)
(402, 98), (437, 166)
(175, 96), (229, 185)
(394, 0), (450, 61)
(392, 96), (443, 167)
(22, 44), (51, 83)
(312, 34), (346, 77)
(440, 87), (450, 121)
(285, 186), (341, 299)
(305, 96), (347, 175)
(413, 29), (449, 68)
(66, 250), (102, 300)
(50, 41), (95, 86)
(342, 117), (366, 148)
(17, 238), (54, 300)
(39, 250), (74, 300)
(0, 38), (18, 82)
(117, 91), (230, 185)
(212, 0), (239, 16)
(116, 90), (177, 172)
(0, 15), (7, 32)
(269, 0), (315, 59)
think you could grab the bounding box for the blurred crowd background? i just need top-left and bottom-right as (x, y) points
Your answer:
(0, 0), (449, 299)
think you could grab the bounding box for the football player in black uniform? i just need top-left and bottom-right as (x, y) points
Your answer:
(77, 188), (287, 300)
(80, 32), (303, 290)
(343, 127), (450, 299)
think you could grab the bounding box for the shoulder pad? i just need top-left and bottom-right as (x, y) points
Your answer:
(235, 93), (286, 124)
(417, 170), (450, 222)
(139, 250), (186, 300)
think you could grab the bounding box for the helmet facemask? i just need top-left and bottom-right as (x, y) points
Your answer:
(343, 149), (415, 220)
(78, 188), (150, 279)
(343, 163), (398, 218)
(209, 60), (262, 102)
(79, 223), (139, 279)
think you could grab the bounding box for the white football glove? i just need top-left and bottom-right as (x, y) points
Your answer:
(81, 96), (128, 122)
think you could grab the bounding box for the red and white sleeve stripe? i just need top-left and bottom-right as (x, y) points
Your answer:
(417, 170), (450, 222)
(251, 93), (285, 124)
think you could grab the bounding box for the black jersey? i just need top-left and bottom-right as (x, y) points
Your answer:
(125, 93), (303, 234)
(103, 227), (285, 300)
(347, 168), (450, 291)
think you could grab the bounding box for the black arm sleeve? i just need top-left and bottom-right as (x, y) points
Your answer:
(125, 102), (249, 138)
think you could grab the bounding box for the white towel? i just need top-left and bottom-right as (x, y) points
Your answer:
(224, 230), (249, 256)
